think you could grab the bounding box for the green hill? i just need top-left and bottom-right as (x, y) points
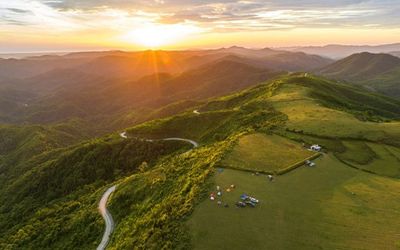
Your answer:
(1, 74), (400, 249)
(318, 52), (400, 98)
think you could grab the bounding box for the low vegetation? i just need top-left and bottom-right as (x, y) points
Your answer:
(188, 155), (400, 250)
(0, 136), (188, 249)
(1, 73), (400, 249)
(221, 133), (315, 173)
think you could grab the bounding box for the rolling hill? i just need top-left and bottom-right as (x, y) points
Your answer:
(0, 57), (283, 129)
(283, 43), (400, 59)
(0, 48), (330, 81)
(0, 48), (332, 127)
(390, 51), (400, 58)
(2, 74), (399, 249)
(1, 48), (400, 250)
(318, 52), (400, 98)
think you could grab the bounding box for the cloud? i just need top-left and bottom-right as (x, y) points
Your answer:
(0, 0), (399, 36)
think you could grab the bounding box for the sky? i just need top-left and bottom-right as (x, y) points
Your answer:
(1, 0), (400, 52)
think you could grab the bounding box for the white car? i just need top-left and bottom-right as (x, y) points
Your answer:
(249, 197), (259, 203)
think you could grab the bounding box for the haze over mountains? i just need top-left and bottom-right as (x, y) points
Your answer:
(282, 43), (400, 59)
(1, 44), (400, 249)
(2, 45), (400, 130)
(0, 47), (334, 127)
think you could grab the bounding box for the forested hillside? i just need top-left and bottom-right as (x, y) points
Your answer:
(1, 73), (400, 249)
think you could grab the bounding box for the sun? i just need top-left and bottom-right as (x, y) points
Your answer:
(122, 23), (202, 48)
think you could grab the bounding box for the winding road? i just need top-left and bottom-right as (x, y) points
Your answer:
(97, 185), (116, 250)
(97, 132), (198, 250)
(163, 137), (199, 148)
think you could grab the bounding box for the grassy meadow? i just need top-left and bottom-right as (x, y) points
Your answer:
(270, 80), (400, 145)
(221, 133), (315, 173)
(187, 75), (400, 250)
(188, 154), (400, 250)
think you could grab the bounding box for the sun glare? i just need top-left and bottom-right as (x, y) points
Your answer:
(122, 23), (202, 48)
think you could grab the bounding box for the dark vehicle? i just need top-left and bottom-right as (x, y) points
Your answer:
(236, 201), (246, 207)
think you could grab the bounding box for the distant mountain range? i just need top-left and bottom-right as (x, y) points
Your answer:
(1, 45), (400, 250)
(390, 51), (400, 58)
(0, 47), (334, 126)
(317, 52), (400, 97)
(281, 43), (400, 59)
(1, 47), (400, 128)
(0, 47), (332, 80)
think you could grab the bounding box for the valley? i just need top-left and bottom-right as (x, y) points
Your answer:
(2, 0), (400, 248)
(1, 48), (400, 250)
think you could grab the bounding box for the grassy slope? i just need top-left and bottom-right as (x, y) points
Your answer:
(188, 154), (400, 250)
(351, 143), (400, 177)
(188, 74), (400, 249)
(2, 73), (400, 249)
(120, 74), (400, 249)
(268, 75), (400, 177)
(107, 139), (234, 249)
(126, 80), (286, 143)
(319, 52), (400, 80)
(318, 52), (400, 98)
(99, 82), (289, 249)
(0, 79), (286, 249)
(221, 133), (315, 173)
(270, 76), (400, 144)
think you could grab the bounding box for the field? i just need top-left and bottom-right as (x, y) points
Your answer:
(221, 133), (315, 173)
(270, 82), (400, 144)
(186, 76), (400, 249)
(344, 143), (400, 178)
(187, 154), (400, 250)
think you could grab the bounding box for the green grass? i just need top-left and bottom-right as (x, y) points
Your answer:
(221, 133), (315, 173)
(2, 74), (400, 249)
(333, 140), (400, 178)
(0, 136), (189, 249)
(126, 81), (286, 144)
(187, 154), (400, 250)
(269, 79), (400, 146)
(336, 140), (376, 165)
(350, 143), (400, 178)
(107, 137), (239, 250)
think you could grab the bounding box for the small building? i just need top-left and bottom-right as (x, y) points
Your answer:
(310, 144), (322, 151)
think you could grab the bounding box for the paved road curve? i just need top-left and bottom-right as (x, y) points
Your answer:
(163, 137), (199, 148)
(97, 133), (198, 250)
(97, 185), (116, 250)
(119, 132), (199, 148)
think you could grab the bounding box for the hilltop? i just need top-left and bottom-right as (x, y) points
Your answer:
(318, 52), (400, 98)
(1, 73), (400, 249)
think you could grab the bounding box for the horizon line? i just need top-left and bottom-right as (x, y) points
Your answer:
(1, 42), (400, 55)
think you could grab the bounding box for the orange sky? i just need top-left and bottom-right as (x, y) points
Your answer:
(1, 1), (400, 52)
